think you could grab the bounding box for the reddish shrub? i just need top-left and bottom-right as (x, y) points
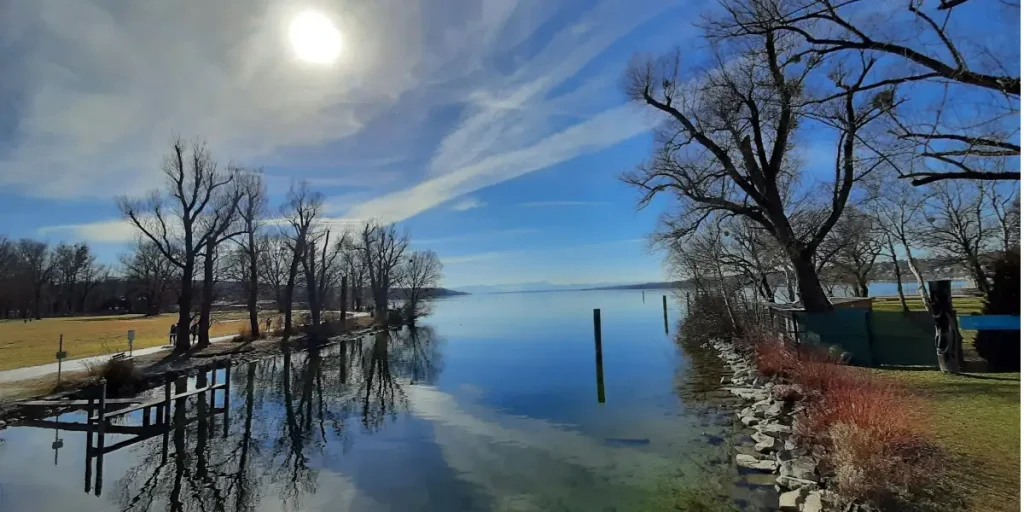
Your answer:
(754, 338), (800, 377)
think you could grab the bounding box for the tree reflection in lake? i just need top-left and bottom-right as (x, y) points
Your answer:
(112, 326), (444, 512)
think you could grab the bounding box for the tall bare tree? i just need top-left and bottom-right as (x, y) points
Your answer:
(399, 250), (443, 324)
(359, 222), (409, 327)
(624, 11), (891, 312)
(822, 208), (884, 297)
(257, 234), (291, 314)
(301, 227), (345, 331)
(874, 179), (933, 311)
(281, 182), (323, 336)
(195, 180), (244, 347)
(118, 137), (235, 352)
(233, 169), (267, 338)
(920, 181), (1008, 295)
(736, 0), (1020, 185)
(16, 239), (53, 319)
(120, 240), (177, 316)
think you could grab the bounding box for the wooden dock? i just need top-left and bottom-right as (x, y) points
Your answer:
(14, 361), (235, 498)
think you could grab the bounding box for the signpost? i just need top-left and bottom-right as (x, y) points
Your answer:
(56, 335), (67, 385)
(127, 330), (136, 356)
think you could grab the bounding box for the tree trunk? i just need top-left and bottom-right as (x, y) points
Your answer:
(247, 235), (260, 338)
(283, 249), (302, 337)
(340, 276), (347, 324)
(928, 280), (962, 373)
(175, 261), (193, 353)
(855, 278), (869, 298)
(374, 286), (388, 327)
(902, 242), (932, 314)
(790, 254), (832, 313)
(785, 267), (796, 302)
(302, 249), (320, 335)
(887, 241), (910, 313)
(197, 251), (215, 348)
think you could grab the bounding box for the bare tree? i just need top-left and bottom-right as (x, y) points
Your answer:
(15, 239), (54, 319)
(920, 181), (1008, 295)
(118, 138), (235, 352)
(301, 227), (345, 332)
(281, 182), (323, 336)
(874, 180), (933, 311)
(399, 250), (443, 324)
(359, 222), (409, 327)
(624, 13), (891, 312)
(732, 0), (1020, 185)
(121, 240), (177, 316)
(257, 234), (291, 314)
(342, 241), (368, 311)
(822, 208), (884, 297)
(233, 169), (267, 337)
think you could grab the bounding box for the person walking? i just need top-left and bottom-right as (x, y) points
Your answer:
(169, 323), (176, 346)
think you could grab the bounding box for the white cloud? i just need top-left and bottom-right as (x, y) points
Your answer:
(2, 0), (683, 229)
(37, 219), (138, 243)
(343, 104), (656, 223)
(450, 197), (485, 211)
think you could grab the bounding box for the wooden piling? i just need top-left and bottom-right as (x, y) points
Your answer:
(662, 295), (669, 334)
(593, 309), (605, 404)
(95, 379), (106, 496)
(223, 362), (231, 438)
(84, 396), (94, 493)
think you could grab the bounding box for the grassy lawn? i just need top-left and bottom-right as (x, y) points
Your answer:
(0, 311), (275, 371)
(870, 295), (1017, 511)
(880, 369), (1020, 512)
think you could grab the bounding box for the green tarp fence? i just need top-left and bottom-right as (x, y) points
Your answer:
(793, 310), (937, 368)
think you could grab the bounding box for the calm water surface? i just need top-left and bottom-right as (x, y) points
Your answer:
(0, 290), (774, 511)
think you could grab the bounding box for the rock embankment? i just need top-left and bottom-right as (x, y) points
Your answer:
(707, 339), (843, 512)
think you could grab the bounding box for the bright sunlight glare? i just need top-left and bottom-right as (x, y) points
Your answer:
(288, 10), (342, 65)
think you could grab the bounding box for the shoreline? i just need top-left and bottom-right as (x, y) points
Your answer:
(705, 338), (843, 512)
(0, 316), (383, 421)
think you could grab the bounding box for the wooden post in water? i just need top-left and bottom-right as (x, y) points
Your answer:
(223, 361), (231, 438)
(593, 309), (605, 404)
(662, 295), (669, 334)
(642, 290), (645, 303)
(95, 379), (106, 497)
(84, 397), (94, 493)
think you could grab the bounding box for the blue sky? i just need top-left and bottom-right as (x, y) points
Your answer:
(0, 0), (701, 290)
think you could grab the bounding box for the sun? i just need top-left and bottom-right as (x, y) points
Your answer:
(288, 10), (342, 64)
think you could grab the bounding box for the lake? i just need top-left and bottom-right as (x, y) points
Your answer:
(0, 290), (775, 511)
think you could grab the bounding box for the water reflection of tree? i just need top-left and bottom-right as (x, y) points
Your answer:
(113, 326), (444, 511)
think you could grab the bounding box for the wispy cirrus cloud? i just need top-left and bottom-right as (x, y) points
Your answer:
(38, 219), (139, 244)
(12, 0), (686, 243)
(450, 197), (485, 211)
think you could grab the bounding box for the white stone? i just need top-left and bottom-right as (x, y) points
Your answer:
(780, 458), (818, 482)
(735, 454), (776, 472)
(757, 422), (792, 438)
(741, 415), (760, 427)
(779, 489), (803, 511)
(801, 491), (823, 512)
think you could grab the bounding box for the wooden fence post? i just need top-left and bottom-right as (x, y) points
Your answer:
(593, 309), (605, 404)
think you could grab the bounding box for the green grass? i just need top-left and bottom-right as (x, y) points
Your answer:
(0, 310), (276, 371)
(878, 369), (1020, 512)
(871, 295), (984, 314)
(870, 295), (1017, 511)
